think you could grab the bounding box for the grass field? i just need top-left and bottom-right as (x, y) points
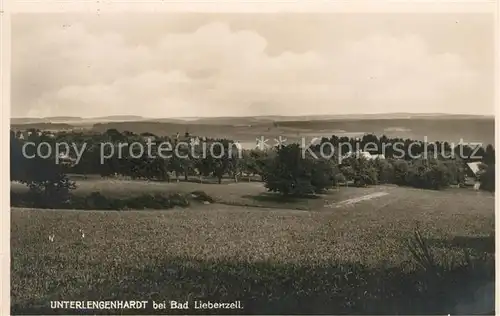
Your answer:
(11, 175), (495, 211)
(11, 180), (495, 314)
(11, 176), (374, 210)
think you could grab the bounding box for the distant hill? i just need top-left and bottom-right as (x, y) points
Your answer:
(11, 115), (146, 125)
(97, 115), (145, 121)
(10, 122), (74, 131)
(10, 113), (495, 146)
(11, 113), (493, 125)
(89, 116), (494, 146)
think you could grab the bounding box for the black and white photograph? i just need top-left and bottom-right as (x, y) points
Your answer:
(7, 3), (497, 315)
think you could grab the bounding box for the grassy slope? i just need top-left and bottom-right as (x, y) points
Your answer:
(11, 177), (370, 210)
(11, 176), (497, 211)
(11, 181), (494, 314)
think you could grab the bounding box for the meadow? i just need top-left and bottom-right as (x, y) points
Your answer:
(11, 179), (495, 314)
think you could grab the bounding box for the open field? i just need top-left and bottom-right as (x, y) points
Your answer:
(11, 180), (494, 314)
(11, 177), (495, 211)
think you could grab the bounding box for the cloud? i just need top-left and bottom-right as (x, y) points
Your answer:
(12, 20), (484, 117)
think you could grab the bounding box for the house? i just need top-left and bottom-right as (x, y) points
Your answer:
(15, 130), (45, 139)
(465, 162), (483, 178)
(369, 154), (386, 160)
(342, 151), (370, 160)
(341, 151), (385, 162)
(464, 161), (484, 187)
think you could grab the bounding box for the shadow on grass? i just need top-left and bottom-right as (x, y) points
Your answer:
(12, 255), (494, 315)
(425, 235), (495, 254)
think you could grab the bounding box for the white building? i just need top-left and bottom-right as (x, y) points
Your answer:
(341, 150), (385, 161)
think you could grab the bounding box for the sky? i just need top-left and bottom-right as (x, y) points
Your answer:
(11, 13), (495, 118)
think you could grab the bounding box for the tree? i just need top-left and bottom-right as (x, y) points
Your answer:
(104, 128), (124, 142)
(392, 159), (409, 185)
(168, 154), (184, 182)
(11, 134), (76, 207)
(263, 144), (335, 196)
(405, 159), (451, 190)
(210, 139), (235, 184)
(340, 157), (378, 187)
(374, 158), (395, 184)
(195, 155), (213, 183)
(479, 164), (495, 192)
(339, 165), (355, 185)
(10, 132), (26, 181)
(20, 158), (76, 207)
(239, 150), (256, 181)
(483, 144), (495, 165)
(442, 159), (465, 185)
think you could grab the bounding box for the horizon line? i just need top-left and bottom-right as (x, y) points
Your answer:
(10, 112), (496, 120)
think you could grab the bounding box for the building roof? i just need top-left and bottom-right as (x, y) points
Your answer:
(370, 154), (386, 160)
(466, 162), (483, 176)
(342, 151), (385, 160)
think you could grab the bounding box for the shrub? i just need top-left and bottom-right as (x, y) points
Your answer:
(191, 190), (215, 203)
(11, 191), (197, 210)
(168, 193), (190, 207)
(84, 192), (112, 210)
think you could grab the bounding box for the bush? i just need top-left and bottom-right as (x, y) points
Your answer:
(10, 191), (200, 210)
(84, 192), (112, 209)
(168, 193), (190, 207)
(191, 190), (215, 203)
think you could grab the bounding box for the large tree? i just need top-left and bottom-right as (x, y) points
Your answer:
(263, 144), (336, 196)
(11, 132), (76, 207)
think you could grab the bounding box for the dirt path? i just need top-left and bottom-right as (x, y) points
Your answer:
(327, 192), (389, 208)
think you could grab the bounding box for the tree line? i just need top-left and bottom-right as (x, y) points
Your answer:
(10, 128), (496, 203)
